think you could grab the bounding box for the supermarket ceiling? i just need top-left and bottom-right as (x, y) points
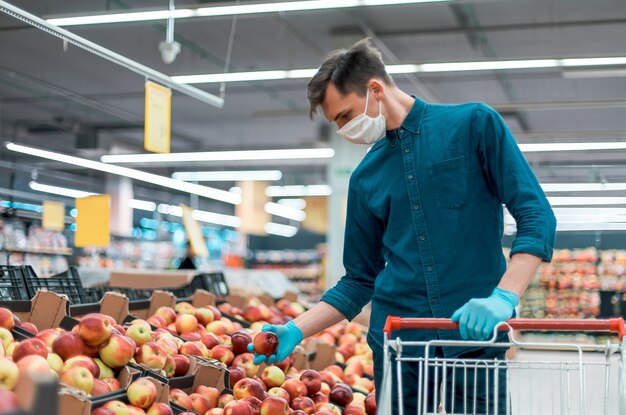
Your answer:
(1, 0), (626, 205)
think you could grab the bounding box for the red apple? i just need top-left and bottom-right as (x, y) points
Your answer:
(206, 321), (228, 336)
(173, 354), (191, 376)
(154, 306), (176, 325)
(0, 390), (19, 412)
(194, 307), (215, 326)
(0, 357), (19, 390)
(16, 354), (49, 376)
(99, 333), (136, 369)
(253, 332), (278, 357)
(291, 396), (316, 414)
(233, 378), (265, 401)
(223, 401), (252, 415)
(112, 325), (126, 336)
(282, 378), (307, 402)
(12, 338), (47, 362)
(163, 355), (176, 378)
(228, 366), (246, 389)
(219, 334), (232, 348)
(127, 406), (147, 415)
(301, 370), (322, 395)
(60, 366), (94, 394)
(180, 332), (202, 342)
(231, 330), (252, 355)
(102, 377), (121, 392)
(243, 306), (263, 323)
(190, 393), (213, 413)
(343, 405), (366, 415)
(330, 383), (353, 406)
(147, 315), (167, 328)
(0, 308), (14, 330)
(91, 378), (112, 396)
(83, 343), (101, 358)
(200, 332), (221, 350)
(260, 365), (285, 389)
(62, 356), (100, 378)
(311, 392), (329, 406)
(20, 322), (38, 335)
(195, 385), (219, 408)
(320, 382), (331, 397)
(52, 332), (85, 361)
(179, 341), (209, 358)
(206, 409), (224, 415)
(175, 314), (198, 334)
(170, 388), (193, 409)
(211, 345), (234, 366)
(128, 378), (157, 409)
(146, 402), (174, 415)
(320, 372), (336, 389)
(240, 396), (261, 415)
(365, 392), (376, 415)
(259, 396), (289, 415)
(136, 342), (167, 370)
(91, 408), (116, 415)
(78, 314), (112, 346)
(291, 411), (307, 415)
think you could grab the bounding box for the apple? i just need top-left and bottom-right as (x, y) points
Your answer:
(173, 354), (191, 376)
(320, 372), (336, 389)
(292, 396), (316, 414)
(16, 354), (49, 375)
(223, 401), (253, 415)
(147, 402), (173, 415)
(102, 377), (121, 392)
(12, 338), (47, 362)
(200, 332), (221, 350)
(219, 334), (232, 348)
(94, 358), (114, 379)
(126, 323), (152, 347)
(147, 315), (167, 328)
(0, 390), (19, 412)
(180, 332), (201, 343)
(175, 302), (195, 315)
(282, 378), (307, 402)
(99, 333), (136, 368)
(260, 365), (285, 389)
(231, 330), (253, 355)
(103, 400), (130, 415)
(206, 321), (228, 336)
(253, 332), (278, 357)
(0, 308), (14, 330)
(194, 307), (215, 326)
(0, 328), (13, 352)
(194, 385), (219, 408)
(155, 337), (179, 357)
(154, 306), (177, 325)
(20, 322), (38, 335)
(311, 392), (329, 406)
(163, 355), (176, 378)
(128, 378), (157, 409)
(232, 353), (258, 378)
(52, 332), (85, 361)
(83, 343), (101, 358)
(62, 355), (100, 378)
(343, 405), (366, 415)
(291, 411), (307, 415)
(233, 378), (265, 400)
(179, 341), (209, 358)
(268, 387), (290, 402)
(300, 370), (322, 395)
(36, 328), (60, 349)
(92, 408), (116, 415)
(112, 325), (126, 336)
(91, 378), (112, 396)
(259, 396), (289, 415)
(316, 403), (342, 415)
(60, 366), (94, 394)
(242, 306), (263, 323)
(190, 393), (213, 413)
(320, 382), (331, 397)
(211, 345), (234, 366)
(127, 406), (147, 415)
(218, 393), (235, 408)
(0, 357), (19, 390)
(228, 366), (246, 389)
(365, 392), (376, 415)
(330, 383), (353, 406)
(174, 314), (198, 334)
(170, 388), (193, 409)
(136, 342), (167, 370)
(78, 314), (112, 346)
(241, 396), (262, 414)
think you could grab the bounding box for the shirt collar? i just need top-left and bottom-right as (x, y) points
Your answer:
(386, 96), (427, 146)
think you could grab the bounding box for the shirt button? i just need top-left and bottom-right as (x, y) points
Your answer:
(408, 175), (413, 180)
(399, 128), (405, 133)
(420, 235), (426, 241)
(427, 267), (433, 272)
(404, 149), (410, 153)
(413, 205), (420, 210)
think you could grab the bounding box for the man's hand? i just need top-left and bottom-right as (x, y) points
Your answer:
(451, 288), (519, 340)
(247, 320), (303, 365)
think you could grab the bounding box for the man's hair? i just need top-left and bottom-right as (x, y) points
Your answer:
(307, 38), (394, 119)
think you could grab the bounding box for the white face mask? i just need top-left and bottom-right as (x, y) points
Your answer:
(337, 89), (386, 145)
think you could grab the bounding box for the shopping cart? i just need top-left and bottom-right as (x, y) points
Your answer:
(379, 317), (626, 415)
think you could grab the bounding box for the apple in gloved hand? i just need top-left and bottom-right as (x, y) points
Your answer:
(252, 332), (278, 357)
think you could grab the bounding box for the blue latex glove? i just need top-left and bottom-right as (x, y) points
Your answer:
(247, 320), (303, 365)
(451, 288), (519, 341)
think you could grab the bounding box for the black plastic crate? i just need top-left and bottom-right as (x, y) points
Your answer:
(0, 266), (31, 300)
(23, 266), (87, 304)
(83, 286), (147, 302)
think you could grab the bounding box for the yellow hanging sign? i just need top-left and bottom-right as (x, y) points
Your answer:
(75, 195), (111, 247)
(42, 201), (65, 232)
(181, 204), (209, 258)
(235, 181), (270, 235)
(144, 81), (171, 154)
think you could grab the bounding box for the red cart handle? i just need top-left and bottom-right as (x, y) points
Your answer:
(383, 317), (626, 340)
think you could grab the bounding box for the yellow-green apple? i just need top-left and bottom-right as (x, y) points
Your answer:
(36, 329), (60, 349)
(0, 308), (14, 330)
(233, 378), (265, 400)
(127, 378), (157, 409)
(206, 321), (228, 336)
(170, 388), (192, 409)
(218, 394), (235, 408)
(227, 366), (246, 389)
(163, 355), (175, 378)
(147, 402), (174, 415)
(62, 356), (100, 378)
(154, 307), (176, 325)
(172, 354), (191, 376)
(282, 378), (307, 402)
(189, 393), (212, 413)
(0, 357), (19, 390)
(268, 387), (290, 402)
(194, 386), (219, 408)
(260, 365), (285, 389)
(329, 383), (353, 406)
(12, 338), (48, 362)
(136, 342), (167, 370)
(365, 392), (376, 415)
(179, 341), (209, 358)
(253, 332), (278, 357)
(102, 377), (121, 392)
(91, 378), (112, 396)
(0, 390), (19, 412)
(94, 358), (114, 379)
(194, 307), (215, 326)
(78, 314), (112, 346)
(232, 353), (257, 378)
(103, 400), (130, 415)
(60, 366), (94, 394)
(47, 353), (63, 374)
(231, 330), (252, 356)
(291, 396), (316, 414)
(175, 302), (195, 315)
(211, 345), (234, 366)
(99, 333), (136, 368)
(126, 323), (152, 347)
(0, 328), (13, 350)
(175, 314), (198, 334)
(259, 396), (289, 415)
(52, 332), (84, 361)
(223, 401), (253, 415)
(300, 370), (322, 395)
(129, 319), (151, 330)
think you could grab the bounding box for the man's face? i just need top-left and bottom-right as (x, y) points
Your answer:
(321, 83), (378, 130)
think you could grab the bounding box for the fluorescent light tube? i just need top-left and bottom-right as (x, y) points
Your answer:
(265, 185), (332, 197)
(264, 222), (298, 237)
(192, 209), (241, 228)
(29, 181), (97, 198)
(172, 170), (282, 182)
(541, 183), (626, 192)
(128, 199), (157, 211)
(548, 197), (626, 206)
(7, 143), (241, 205)
(277, 198), (307, 209)
(47, 0), (451, 26)
(519, 142), (626, 152)
(102, 148), (335, 164)
(264, 202), (306, 222)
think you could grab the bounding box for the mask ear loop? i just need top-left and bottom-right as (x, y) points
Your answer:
(364, 88), (370, 115)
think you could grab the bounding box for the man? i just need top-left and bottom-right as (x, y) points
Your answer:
(250, 39), (556, 413)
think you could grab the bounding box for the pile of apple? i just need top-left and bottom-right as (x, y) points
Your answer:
(217, 297), (305, 327)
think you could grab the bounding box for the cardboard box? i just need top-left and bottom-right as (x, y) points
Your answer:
(129, 290), (176, 319)
(109, 269), (197, 290)
(302, 339), (337, 371)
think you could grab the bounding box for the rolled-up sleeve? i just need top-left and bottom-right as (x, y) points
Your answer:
(473, 103), (557, 262)
(321, 181), (385, 320)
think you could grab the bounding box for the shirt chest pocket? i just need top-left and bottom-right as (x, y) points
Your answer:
(428, 155), (473, 209)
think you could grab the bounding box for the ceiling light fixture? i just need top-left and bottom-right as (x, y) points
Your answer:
(128, 199), (157, 212)
(102, 148), (335, 164)
(7, 143), (241, 205)
(156, 203), (240, 228)
(277, 198), (307, 209)
(47, 0), (452, 26)
(29, 181), (97, 199)
(519, 142), (626, 152)
(264, 222), (298, 237)
(264, 202), (306, 222)
(541, 183), (626, 192)
(172, 170), (283, 182)
(265, 185), (332, 197)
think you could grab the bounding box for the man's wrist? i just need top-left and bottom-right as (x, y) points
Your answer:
(492, 287), (520, 308)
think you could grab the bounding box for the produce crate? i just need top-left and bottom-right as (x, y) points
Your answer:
(22, 266), (87, 305)
(83, 285), (146, 303)
(0, 266), (31, 300)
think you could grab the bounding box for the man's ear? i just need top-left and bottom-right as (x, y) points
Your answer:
(368, 79), (386, 100)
